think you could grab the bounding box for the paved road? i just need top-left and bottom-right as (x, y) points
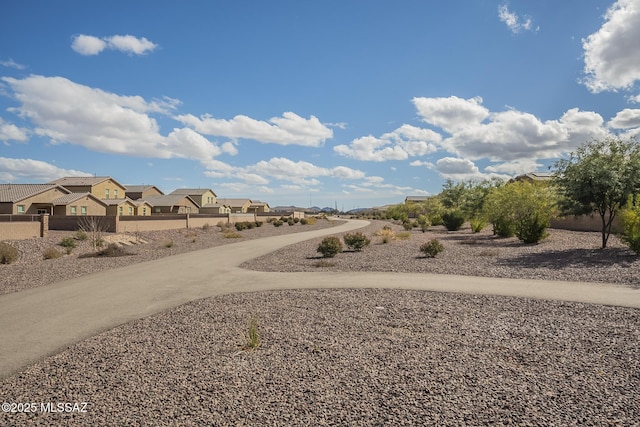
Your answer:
(1, 219), (639, 380)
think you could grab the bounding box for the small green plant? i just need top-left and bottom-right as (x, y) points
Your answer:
(287, 219), (295, 226)
(396, 231), (412, 240)
(243, 316), (260, 350)
(300, 218), (308, 225)
(470, 217), (488, 233)
(621, 198), (640, 254)
(420, 239), (444, 258)
(317, 236), (343, 258)
(43, 247), (63, 260)
(343, 232), (371, 251)
(402, 220), (413, 231)
(417, 214), (431, 232)
(255, 221), (263, 227)
(516, 212), (549, 244)
(235, 222), (247, 231)
(59, 236), (77, 249)
(442, 210), (465, 231)
(0, 242), (19, 264)
(273, 220), (284, 227)
(75, 230), (88, 241)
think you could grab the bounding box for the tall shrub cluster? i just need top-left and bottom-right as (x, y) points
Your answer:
(621, 196), (640, 254)
(483, 181), (557, 243)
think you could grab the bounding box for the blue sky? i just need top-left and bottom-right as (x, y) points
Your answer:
(1, 1), (640, 209)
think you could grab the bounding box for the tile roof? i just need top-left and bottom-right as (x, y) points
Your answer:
(125, 185), (164, 194)
(101, 198), (135, 206)
(50, 192), (106, 206)
(50, 176), (112, 186)
(0, 184), (69, 203)
(170, 188), (217, 196)
(143, 195), (198, 206)
(217, 198), (252, 206)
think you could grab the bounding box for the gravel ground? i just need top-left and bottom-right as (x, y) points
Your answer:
(1, 219), (640, 425)
(0, 219), (339, 295)
(1, 288), (639, 426)
(242, 220), (640, 287)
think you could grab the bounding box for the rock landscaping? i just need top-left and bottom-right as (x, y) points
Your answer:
(1, 219), (639, 425)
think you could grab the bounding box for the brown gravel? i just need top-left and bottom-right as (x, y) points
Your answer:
(1, 219), (640, 426)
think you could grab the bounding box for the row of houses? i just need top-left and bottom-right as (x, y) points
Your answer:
(0, 176), (270, 218)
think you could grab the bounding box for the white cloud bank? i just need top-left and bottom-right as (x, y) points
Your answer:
(71, 34), (158, 56)
(582, 0), (640, 97)
(175, 112), (333, 147)
(0, 157), (90, 182)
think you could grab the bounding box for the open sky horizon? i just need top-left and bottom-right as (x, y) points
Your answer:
(2, 1), (640, 209)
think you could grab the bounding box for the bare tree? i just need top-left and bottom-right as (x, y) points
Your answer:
(78, 216), (110, 251)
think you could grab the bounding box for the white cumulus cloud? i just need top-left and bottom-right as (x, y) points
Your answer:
(0, 157), (90, 182)
(175, 112), (333, 147)
(0, 118), (29, 142)
(582, 0), (640, 95)
(498, 4), (537, 34)
(72, 34), (158, 56)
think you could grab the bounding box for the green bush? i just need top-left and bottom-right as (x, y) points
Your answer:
(235, 222), (247, 231)
(0, 242), (19, 264)
(516, 212), (549, 244)
(59, 236), (77, 249)
(417, 215), (431, 232)
(469, 216), (487, 233)
(300, 218), (308, 225)
(75, 230), (88, 241)
(287, 219), (295, 226)
(317, 236), (343, 258)
(343, 232), (371, 251)
(273, 220), (284, 227)
(621, 199), (640, 254)
(493, 215), (515, 237)
(442, 210), (465, 231)
(420, 239), (444, 258)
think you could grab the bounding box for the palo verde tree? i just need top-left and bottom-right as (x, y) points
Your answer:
(553, 137), (640, 248)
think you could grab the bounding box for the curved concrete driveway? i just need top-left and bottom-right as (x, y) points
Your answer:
(1, 219), (639, 379)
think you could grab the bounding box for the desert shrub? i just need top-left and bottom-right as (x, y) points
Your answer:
(470, 216), (488, 233)
(273, 220), (284, 227)
(516, 212), (549, 244)
(442, 210), (465, 231)
(420, 239), (444, 258)
(255, 221), (263, 227)
(293, 217), (300, 223)
(305, 217), (316, 225)
(43, 247), (63, 260)
(216, 220), (227, 229)
(492, 215), (515, 237)
(375, 226), (396, 244)
(201, 223), (211, 232)
(287, 219), (295, 226)
(317, 236), (343, 258)
(343, 232), (371, 251)
(0, 242), (19, 264)
(235, 222), (247, 231)
(621, 198), (640, 254)
(75, 230), (88, 241)
(417, 215), (431, 232)
(59, 237), (76, 249)
(97, 243), (130, 257)
(300, 218), (308, 225)
(402, 220), (413, 231)
(224, 231), (242, 238)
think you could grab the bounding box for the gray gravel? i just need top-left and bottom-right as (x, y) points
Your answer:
(1, 219), (640, 425)
(242, 221), (640, 287)
(1, 288), (639, 426)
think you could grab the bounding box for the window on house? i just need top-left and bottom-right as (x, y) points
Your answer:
(155, 207), (161, 213)
(114, 189), (118, 198)
(17, 205), (25, 213)
(71, 206), (77, 216)
(128, 206), (133, 215)
(143, 207), (147, 215)
(119, 206), (123, 216)
(105, 189), (110, 199)
(81, 206), (87, 215)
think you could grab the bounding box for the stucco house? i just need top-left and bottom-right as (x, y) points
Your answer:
(102, 198), (139, 216)
(199, 203), (231, 214)
(216, 198), (252, 213)
(132, 199), (153, 216)
(0, 184), (71, 215)
(50, 176), (127, 200)
(125, 185), (164, 200)
(248, 200), (270, 213)
(170, 188), (217, 206)
(143, 194), (200, 214)
(51, 192), (107, 216)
